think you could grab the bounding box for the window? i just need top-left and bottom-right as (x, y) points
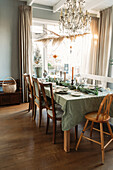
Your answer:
(32, 24), (44, 77)
(31, 21), (92, 78)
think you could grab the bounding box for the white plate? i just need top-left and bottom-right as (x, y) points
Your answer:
(88, 86), (95, 90)
(71, 92), (83, 97)
(56, 85), (61, 89)
(84, 85), (95, 90)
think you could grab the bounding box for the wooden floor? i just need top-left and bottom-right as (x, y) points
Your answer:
(0, 104), (113, 170)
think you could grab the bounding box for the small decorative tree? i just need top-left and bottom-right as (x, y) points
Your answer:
(33, 45), (42, 77)
(33, 45), (42, 67)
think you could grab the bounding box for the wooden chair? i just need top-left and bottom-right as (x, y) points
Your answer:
(76, 94), (113, 164)
(23, 74), (34, 116)
(32, 77), (47, 127)
(39, 82), (63, 144)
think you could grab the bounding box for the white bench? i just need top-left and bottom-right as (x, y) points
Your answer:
(80, 74), (113, 88)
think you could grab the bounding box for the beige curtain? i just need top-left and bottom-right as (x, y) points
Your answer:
(80, 17), (99, 74)
(97, 7), (112, 76)
(19, 5), (32, 102)
(80, 34), (92, 74)
(88, 17), (99, 75)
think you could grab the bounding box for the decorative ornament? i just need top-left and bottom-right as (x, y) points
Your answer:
(53, 55), (58, 59)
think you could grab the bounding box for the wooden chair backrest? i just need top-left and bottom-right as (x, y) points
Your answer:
(39, 82), (55, 118)
(23, 74), (32, 95)
(32, 77), (41, 105)
(96, 94), (113, 121)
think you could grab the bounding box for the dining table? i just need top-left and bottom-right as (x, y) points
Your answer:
(45, 85), (113, 152)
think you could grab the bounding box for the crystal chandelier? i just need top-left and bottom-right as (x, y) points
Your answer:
(59, 0), (91, 35)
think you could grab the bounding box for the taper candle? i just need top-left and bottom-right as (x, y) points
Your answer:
(72, 67), (74, 80)
(64, 72), (66, 82)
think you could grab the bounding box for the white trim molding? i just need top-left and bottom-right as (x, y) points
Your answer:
(53, 0), (65, 13)
(27, 0), (35, 6)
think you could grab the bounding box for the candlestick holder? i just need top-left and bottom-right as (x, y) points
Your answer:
(71, 79), (74, 85)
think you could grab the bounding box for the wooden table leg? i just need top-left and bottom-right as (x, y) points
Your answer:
(64, 130), (70, 152)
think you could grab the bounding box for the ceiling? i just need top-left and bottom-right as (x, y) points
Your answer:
(85, 0), (113, 12)
(22, 0), (113, 14)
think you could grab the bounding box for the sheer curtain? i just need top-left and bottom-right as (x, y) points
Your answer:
(88, 17), (99, 75)
(19, 5), (32, 102)
(97, 7), (112, 77)
(80, 34), (92, 74)
(80, 17), (99, 74)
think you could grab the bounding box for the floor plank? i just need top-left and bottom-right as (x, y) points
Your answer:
(0, 103), (113, 170)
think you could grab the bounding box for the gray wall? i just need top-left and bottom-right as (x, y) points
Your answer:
(0, 0), (24, 80)
(33, 3), (60, 21)
(0, 1), (59, 81)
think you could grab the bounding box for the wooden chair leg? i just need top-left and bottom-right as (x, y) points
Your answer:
(107, 121), (113, 138)
(28, 100), (31, 112)
(32, 103), (34, 119)
(46, 116), (50, 134)
(53, 119), (56, 144)
(90, 122), (94, 138)
(75, 125), (78, 140)
(31, 98), (34, 118)
(100, 123), (104, 164)
(33, 104), (37, 121)
(76, 120), (89, 151)
(60, 122), (63, 134)
(38, 107), (42, 128)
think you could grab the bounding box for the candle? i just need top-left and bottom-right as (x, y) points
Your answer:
(60, 8), (63, 16)
(64, 72), (66, 82)
(72, 67), (74, 80)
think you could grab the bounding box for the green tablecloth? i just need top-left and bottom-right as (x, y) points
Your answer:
(45, 88), (113, 131)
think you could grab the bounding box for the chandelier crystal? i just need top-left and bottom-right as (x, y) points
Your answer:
(59, 0), (91, 35)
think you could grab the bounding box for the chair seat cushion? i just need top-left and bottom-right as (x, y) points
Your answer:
(48, 104), (63, 119)
(85, 112), (110, 122)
